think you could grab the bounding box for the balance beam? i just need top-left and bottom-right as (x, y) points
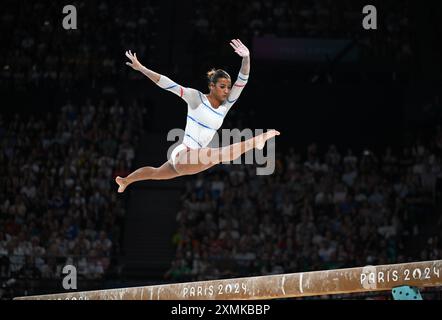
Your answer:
(14, 259), (442, 300)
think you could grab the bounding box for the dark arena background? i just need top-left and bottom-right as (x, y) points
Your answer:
(1, 0), (442, 309)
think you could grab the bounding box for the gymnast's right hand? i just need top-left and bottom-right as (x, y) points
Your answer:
(125, 50), (142, 71)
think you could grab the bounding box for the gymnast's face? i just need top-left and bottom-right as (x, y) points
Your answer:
(210, 77), (231, 102)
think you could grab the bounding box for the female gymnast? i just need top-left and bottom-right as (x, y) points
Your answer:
(115, 39), (279, 193)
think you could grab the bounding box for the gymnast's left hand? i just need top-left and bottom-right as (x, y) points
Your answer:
(230, 39), (249, 58)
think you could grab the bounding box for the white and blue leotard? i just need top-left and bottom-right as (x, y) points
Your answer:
(156, 72), (249, 149)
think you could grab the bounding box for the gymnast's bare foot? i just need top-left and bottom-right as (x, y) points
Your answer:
(115, 176), (128, 193)
(254, 130), (280, 150)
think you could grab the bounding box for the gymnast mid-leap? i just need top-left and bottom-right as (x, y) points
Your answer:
(116, 39), (279, 193)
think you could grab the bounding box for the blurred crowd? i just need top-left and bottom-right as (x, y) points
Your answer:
(0, 0), (160, 90)
(191, 0), (413, 66)
(0, 98), (147, 297)
(166, 126), (442, 285)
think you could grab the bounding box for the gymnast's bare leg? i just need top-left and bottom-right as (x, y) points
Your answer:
(115, 129), (279, 193)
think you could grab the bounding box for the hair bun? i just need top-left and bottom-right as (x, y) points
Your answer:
(207, 68), (216, 81)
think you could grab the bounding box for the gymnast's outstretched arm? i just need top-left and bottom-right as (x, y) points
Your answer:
(125, 50), (199, 108)
(230, 39), (250, 76)
(226, 39), (250, 107)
